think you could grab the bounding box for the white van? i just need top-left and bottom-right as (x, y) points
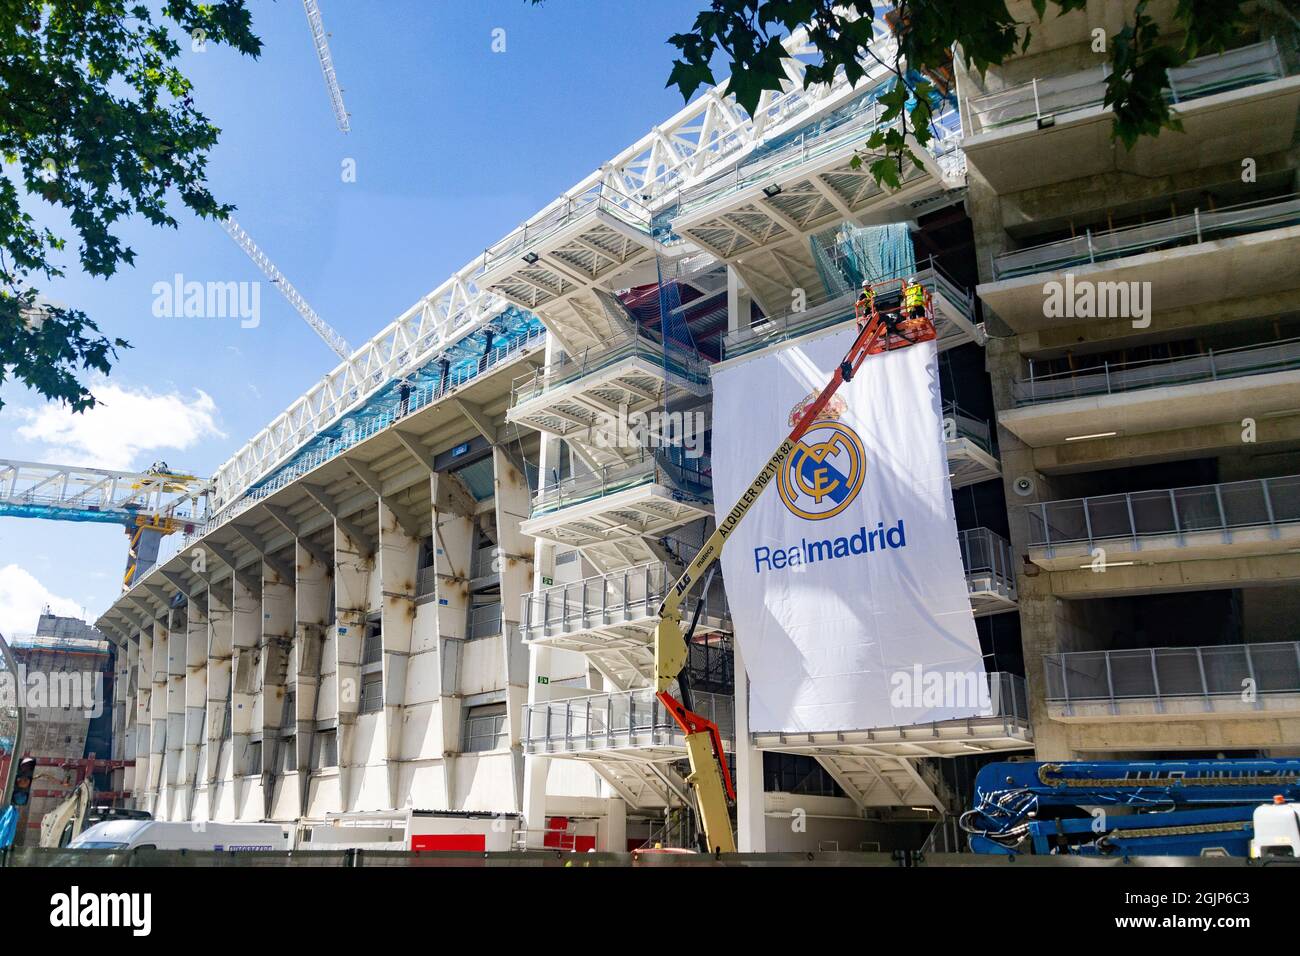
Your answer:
(70, 819), (292, 852)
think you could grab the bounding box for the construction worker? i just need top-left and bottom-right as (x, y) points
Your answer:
(855, 280), (875, 327)
(900, 276), (927, 334)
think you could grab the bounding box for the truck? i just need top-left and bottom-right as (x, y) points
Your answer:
(70, 819), (292, 852)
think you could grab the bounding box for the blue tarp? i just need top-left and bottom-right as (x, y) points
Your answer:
(0, 805), (16, 849)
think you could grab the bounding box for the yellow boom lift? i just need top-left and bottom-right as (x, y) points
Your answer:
(652, 278), (936, 853)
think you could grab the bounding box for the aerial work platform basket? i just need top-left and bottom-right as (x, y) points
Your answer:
(854, 277), (938, 352)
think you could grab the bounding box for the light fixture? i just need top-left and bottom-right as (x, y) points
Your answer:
(521, 251), (540, 265)
(1036, 114), (1056, 129)
(1079, 560), (1136, 569)
(762, 184), (783, 198)
(1064, 431), (1118, 442)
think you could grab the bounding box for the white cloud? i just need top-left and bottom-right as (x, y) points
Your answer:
(0, 564), (85, 639)
(17, 383), (224, 471)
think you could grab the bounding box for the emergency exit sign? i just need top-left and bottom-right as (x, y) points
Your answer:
(536, 676), (549, 685)
(541, 576), (553, 586)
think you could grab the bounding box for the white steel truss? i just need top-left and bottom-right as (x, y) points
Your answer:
(302, 0), (350, 132)
(0, 460), (211, 523)
(210, 19), (913, 516)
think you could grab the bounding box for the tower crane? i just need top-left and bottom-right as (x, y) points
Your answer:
(652, 279), (938, 854)
(219, 215), (353, 362)
(0, 459), (210, 590)
(302, 0), (350, 132)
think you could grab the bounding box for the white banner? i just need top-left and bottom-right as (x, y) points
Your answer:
(711, 330), (987, 734)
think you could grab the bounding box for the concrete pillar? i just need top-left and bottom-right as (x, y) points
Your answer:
(523, 416), (562, 841)
(430, 471), (475, 808)
(124, 637), (139, 800)
(260, 563), (294, 819)
(493, 445), (535, 813)
(732, 638), (766, 852)
(294, 541), (331, 818)
(135, 625), (152, 811)
(229, 574), (260, 819)
(182, 596), (207, 818)
(726, 263), (752, 335)
(333, 519), (373, 812)
(205, 581), (234, 819)
(602, 796), (627, 852)
(378, 502), (419, 809)
(147, 616), (167, 816)
(163, 607), (186, 818)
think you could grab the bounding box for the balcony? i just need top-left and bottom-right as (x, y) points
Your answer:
(979, 194), (1300, 332)
(721, 262), (985, 363)
(1026, 474), (1300, 573)
(671, 91), (962, 248)
(964, 40), (1300, 192)
(520, 562), (730, 689)
(521, 451), (713, 571)
(959, 528), (1017, 616)
(478, 183), (658, 314)
(524, 687), (733, 755)
(944, 403), (1001, 489)
(507, 330), (710, 469)
(1000, 337), (1300, 449)
(752, 672), (1030, 757)
(1043, 642), (1300, 723)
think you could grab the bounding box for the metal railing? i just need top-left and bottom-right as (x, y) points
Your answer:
(1027, 474), (1300, 554)
(944, 402), (994, 455)
(416, 565), (437, 598)
(530, 448), (711, 517)
(1015, 336), (1300, 405)
(467, 604), (503, 640)
(1044, 642), (1300, 713)
(722, 260), (975, 359)
(958, 528), (1016, 600)
(510, 328), (709, 409)
(991, 192), (1300, 280)
(522, 688), (734, 753)
(520, 561), (729, 641)
(482, 183), (653, 274)
(176, 322), (546, 552)
(674, 94), (960, 219)
(969, 39), (1286, 135)
(470, 546), (497, 581)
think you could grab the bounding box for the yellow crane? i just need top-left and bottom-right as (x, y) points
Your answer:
(652, 279), (936, 853)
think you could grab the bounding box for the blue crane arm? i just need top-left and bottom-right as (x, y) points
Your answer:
(962, 760), (1300, 856)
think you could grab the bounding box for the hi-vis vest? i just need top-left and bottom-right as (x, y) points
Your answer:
(905, 283), (925, 308)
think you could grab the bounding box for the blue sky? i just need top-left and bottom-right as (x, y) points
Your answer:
(0, 0), (716, 633)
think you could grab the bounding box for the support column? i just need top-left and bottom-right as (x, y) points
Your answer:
(295, 541), (331, 818)
(135, 625), (153, 812)
(726, 263), (753, 335)
(164, 607), (187, 818)
(732, 638), (766, 852)
(493, 445), (535, 813)
(230, 574), (260, 819)
(522, 419), (562, 842)
(334, 520), (373, 813)
(379, 502), (420, 809)
(431, 471), (475, 808)
(260, 563), (294, 820)
(205, 580), (234, 820)
(602, 796), (627, 852)
(123, 637), (139, 801)
(183, 596), (208, 819)
(147, 616), (167, 817)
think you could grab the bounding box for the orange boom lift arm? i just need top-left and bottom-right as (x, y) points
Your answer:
(653, 281), (935, 853)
